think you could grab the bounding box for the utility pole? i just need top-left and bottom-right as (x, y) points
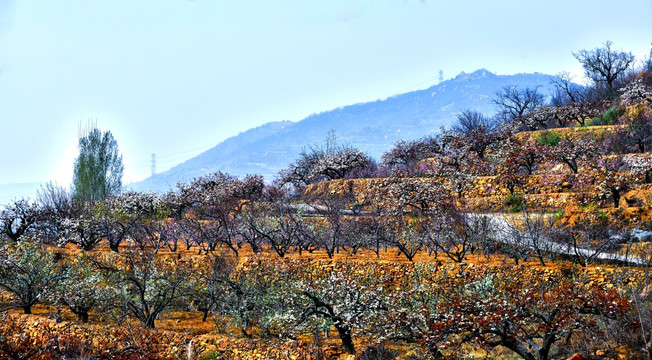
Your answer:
(151, 153), (156, 177)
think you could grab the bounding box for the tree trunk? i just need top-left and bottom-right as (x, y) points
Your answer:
(168, 241), (178, 252)
(612, 190), (621, 208)
(23, 305), (32, 314)
(109, 241), (120, 252)
(503, 340), (536, 360)
(537, 333), (556, 360)
(428, 346), (444, 359)
(564, 159), (578, 174)
(334, 324), (355, 355)
(145, 315), (156, 329)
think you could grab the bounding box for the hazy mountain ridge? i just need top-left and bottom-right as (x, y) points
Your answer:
(130, 69), (558, 192)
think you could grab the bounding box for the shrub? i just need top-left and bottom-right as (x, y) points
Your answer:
(536, 130), (561, 146)
(586, 116), (609, 126)
(604, 107), (625, 123)
(552, 209), (565, 222)
(504, 192), (524, 213)
(586, 107), (624, 126)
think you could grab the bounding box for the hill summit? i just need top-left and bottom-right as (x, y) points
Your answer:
(131, 69), (557, 192)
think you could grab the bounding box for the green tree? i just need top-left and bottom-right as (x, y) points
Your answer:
(72, 125), (123, 202)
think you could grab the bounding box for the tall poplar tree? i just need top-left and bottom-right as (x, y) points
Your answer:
(72, 123), (123, 202)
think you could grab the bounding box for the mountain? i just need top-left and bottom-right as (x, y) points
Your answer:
(130, 69), (558, 192)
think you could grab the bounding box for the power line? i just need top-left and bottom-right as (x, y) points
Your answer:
(132, 143), (216, 168)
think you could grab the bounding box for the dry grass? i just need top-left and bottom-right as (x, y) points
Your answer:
(1, 232), (646, 359)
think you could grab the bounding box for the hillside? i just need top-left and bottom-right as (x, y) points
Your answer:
(3, 69), (652, 360)
(130, 69), (558, 192)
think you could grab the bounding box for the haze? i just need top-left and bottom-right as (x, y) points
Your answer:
(0, 0), (650, 188)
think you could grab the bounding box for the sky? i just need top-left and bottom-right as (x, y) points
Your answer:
(0, 0), (650, 187)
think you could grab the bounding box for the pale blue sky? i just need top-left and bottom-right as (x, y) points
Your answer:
(0, 0), (650, 185)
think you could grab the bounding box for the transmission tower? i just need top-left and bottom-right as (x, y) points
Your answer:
(648, 41), (652, 70)
(151, 153), (156, 177)
(438, 70), (444, 83)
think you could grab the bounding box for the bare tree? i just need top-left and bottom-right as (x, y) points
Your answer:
(182, 172), (263, 256)
(36, 182), (74, 244)
(109, 192), (169, 252)
(381, 136), (439, 175)
(590, 156), (648, 208)
(452, 110), (500, 160)
(378, 217), (425, 262)
(424, 210), (494, 263)
(340, 216), (377, 255)
(240, 200), (304, 258)
(560, 218), (615, 267)
(453, 110), (497, 135)
(0, 199), (41, 242)
(512, 209), (558, 266)
(381, 178), (453, 261)
(308, 193), (354, 258)
(573, 41), (635, 92)
(494, 86), (545, 127)
(549, 72), (587, 105)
